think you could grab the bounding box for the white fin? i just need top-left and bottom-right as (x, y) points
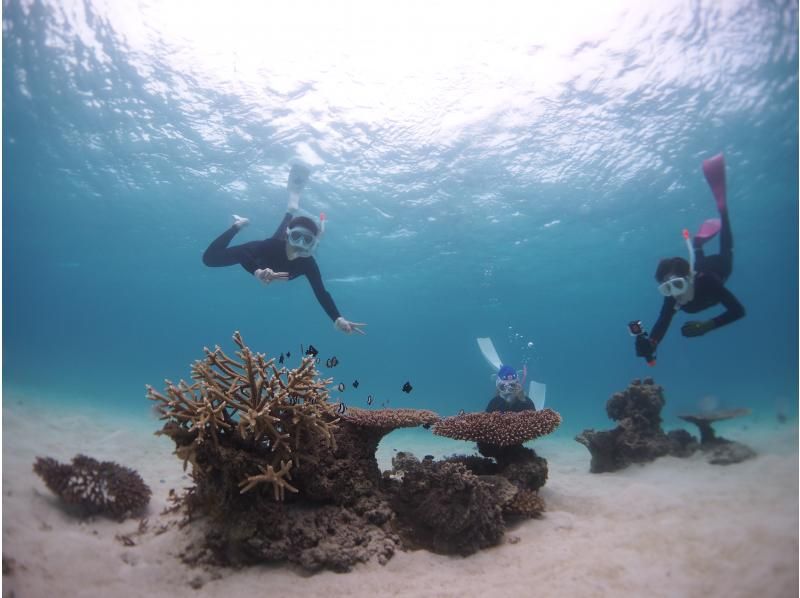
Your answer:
(477, 337), (503, 371)
(529, 380), (546, 410)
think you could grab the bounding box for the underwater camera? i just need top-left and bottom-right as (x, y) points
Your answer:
(627, 320), (645, 336)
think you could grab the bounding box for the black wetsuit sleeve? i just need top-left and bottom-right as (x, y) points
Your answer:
(710, 283), (746, 328)
(304, 259), (342, 321)
(650, 297), (677, 344)
(522, 396), (536, 411)
(271, 212), (293, 239)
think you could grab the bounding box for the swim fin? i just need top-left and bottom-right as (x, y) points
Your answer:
(694, 218), (721, 247)
(702, 153), (727, 214)
(528, 380), (546, 410)
(288, 161), (311, 194)
(477, 337), (503, 371)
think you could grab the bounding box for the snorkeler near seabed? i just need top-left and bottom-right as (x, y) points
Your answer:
(635, 154), (745, 363)
(202, 162), (366, 335)
(477, 337), (546, 412)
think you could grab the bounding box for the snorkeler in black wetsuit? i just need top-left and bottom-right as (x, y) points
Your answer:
(636, 154), (745, 362)
(485, 365), (537, 413)
(202, 163), (366, 335)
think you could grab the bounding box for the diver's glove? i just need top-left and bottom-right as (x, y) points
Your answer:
(635, 334), (657, 360)
(334, 317), (367, 335)
(681, 320), (716, 337)
(254, 268), (289, 285)
(232, 214), (250, 230)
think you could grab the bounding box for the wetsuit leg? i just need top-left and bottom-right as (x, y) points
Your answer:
(202, 226), (248, 267)
(695, 211), (733, 282)
(718, 210), (733, 279)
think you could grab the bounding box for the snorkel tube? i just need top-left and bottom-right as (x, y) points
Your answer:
(682, 228), (695, 280)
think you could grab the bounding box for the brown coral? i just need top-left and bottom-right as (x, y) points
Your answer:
(433, 409), (561, 446)
(147, 330), (340, 501)
(33, 454), (151, 520)
(343, 408), (440, 429)
(502, 488), (545, 518)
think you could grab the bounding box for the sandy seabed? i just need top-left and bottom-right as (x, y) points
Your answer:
(2, 395), (797, 598)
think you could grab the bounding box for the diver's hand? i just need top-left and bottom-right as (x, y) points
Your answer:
(254, 268), (289, 285)
(635, 335), (656, 360)
(335, 317), (367, 335)
(681, 320), (716, 337)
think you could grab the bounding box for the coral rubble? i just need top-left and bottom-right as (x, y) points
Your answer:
(32, 454), (151, 520)
(575, 378), (699, 473)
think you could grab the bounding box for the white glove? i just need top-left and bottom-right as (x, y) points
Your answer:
(232, 214), (250, 229)
(334, 317), (367, 335)
(254, 268), (289, 285)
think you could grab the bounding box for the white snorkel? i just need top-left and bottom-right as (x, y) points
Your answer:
(682, 228), (696, 280)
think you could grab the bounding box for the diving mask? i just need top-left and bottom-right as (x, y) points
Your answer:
(287, 226), (319, 255)
(496, 377), (521, 398)
(658, 276), (691, 297)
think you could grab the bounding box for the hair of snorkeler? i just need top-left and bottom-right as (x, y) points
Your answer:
(655, 257), (690, 282)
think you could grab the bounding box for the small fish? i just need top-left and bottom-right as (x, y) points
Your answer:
(352, 380), (359, 388)
(326, 356), (339, 368)
(279, 353), (285, 364)
(288, 396), (298, 405)
(315, 357), (321, 364)
(337, 382), (345, 392)
(367, 394), (373, 405)
(458, 409), (465, 416)
(286, 351), (291, 359)
(336, 402), (347, 415)
(306, 344), (319, 357)
(401, 381), (413, 394)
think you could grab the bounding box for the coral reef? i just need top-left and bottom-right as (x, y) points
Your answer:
(384, 453), (505, 555)
(148, 332), (445, 573)
(575, 378), (699, 473)
(32, 454), (151, 520)
(149, 332), (559, 570)
(433, 409), (561, 446)
(678, 409), (756, 465)
(380, 409), (560, 555)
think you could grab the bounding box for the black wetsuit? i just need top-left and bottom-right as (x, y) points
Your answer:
(650, 211), (745, 343)
(202, 213), (341, 321)
(485, 395), (536, 413)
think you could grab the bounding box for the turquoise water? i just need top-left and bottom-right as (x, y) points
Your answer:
(3, 0), (798, 434)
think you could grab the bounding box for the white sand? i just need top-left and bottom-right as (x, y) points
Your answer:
(2, 396), (797, 598)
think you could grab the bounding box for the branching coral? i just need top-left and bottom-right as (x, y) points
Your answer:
(33, 454), (151, 520)
(433, 409), (562, 446)
(147, 331), (340, 501)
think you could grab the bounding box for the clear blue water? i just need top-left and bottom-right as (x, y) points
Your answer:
(3, 0), (798, 434)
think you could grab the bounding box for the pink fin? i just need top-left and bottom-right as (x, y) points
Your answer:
(702, 153), (727, 213)
(695, 218), (721, 246)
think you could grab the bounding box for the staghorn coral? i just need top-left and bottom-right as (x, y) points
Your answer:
(433, 408), (561, 446)
(33, 454), (151, 520)
(147, 331), (339, 502)
(147, 332), (404, 573)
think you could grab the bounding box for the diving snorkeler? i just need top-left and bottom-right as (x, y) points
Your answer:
(635, 153), (745, 363)
(485, 365), (536, 413)
(202, 163), (367, 335)
(477, 338), (546, 412)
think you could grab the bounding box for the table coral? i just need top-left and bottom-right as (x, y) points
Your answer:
(432, 408), (561, 446)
